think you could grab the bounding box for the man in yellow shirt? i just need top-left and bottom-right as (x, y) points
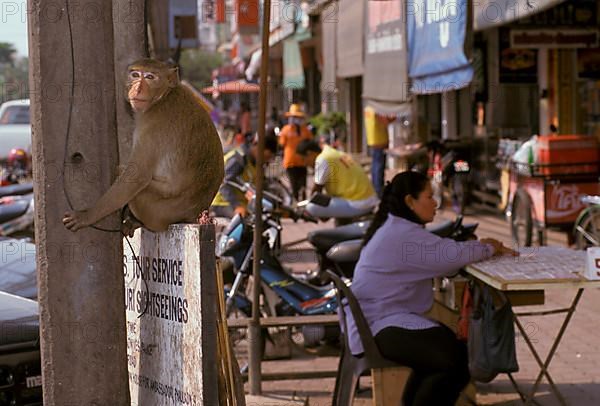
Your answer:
(364, 106), (395, 197)
(296, 140), (379, 219)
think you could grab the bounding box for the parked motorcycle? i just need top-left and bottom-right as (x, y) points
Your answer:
(0, 182), (34, 240)
(217, 181), (341, 348)
(418, 140), (472, 214)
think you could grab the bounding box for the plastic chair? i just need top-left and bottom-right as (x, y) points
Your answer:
(327, 270), (412, 406)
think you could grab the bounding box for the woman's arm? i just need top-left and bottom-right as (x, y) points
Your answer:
(400, 235), (496, 279)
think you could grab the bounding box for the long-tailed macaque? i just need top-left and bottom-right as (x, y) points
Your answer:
(63, 58), (224, 234)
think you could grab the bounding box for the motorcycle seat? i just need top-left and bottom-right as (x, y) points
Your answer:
(326, 239), (363, 264)
(0, 183), (33, 198)
(0, 199), (30, 223)
(308, 221), (371, 252)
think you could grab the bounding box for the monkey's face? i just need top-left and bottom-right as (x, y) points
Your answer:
(127, 69), (165, 113)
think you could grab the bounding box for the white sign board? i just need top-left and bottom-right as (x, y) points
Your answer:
(123, 225), (218, 405)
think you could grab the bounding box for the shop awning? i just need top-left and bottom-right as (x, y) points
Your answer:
(407, 0), (472, 94)
(201, 80), (260, 94)
(283, 37), (305, 89)
(336, 0), (364, 78)
(364, 99), (412, 117)
(474, 0), (567, 31)
(362, 0), (410, 109)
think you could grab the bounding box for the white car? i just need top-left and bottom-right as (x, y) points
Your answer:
(0, 99), (31, 160)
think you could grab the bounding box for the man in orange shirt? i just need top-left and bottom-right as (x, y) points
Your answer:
(278, 103), (313, 201)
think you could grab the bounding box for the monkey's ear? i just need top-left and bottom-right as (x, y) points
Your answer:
(167, 67), (180, 88)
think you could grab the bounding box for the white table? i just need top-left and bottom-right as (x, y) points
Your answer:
(465, 247), (600, 405)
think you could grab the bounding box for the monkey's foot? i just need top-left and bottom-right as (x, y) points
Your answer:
(121, 217), (143, 237)
(121, 206), (144, 237)
(197, 210), (216, 225)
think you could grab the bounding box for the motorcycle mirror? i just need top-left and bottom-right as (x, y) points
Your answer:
(453, 215), (463, 230)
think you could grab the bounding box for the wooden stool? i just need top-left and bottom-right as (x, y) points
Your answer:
(371, 367), (412, 406)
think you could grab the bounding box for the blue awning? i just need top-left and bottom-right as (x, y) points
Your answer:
(407, 0), (473, 95)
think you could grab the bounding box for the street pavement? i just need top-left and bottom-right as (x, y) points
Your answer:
(238, 205), (600, 405)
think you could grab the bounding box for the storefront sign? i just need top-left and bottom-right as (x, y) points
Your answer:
(474, 0), (567, 31)
(407, 0), (473, 94)
(511, 29), (600, 49)
(363, 0), (409, 103)
(124, 226), (218, 406)
(499, 27), (537, 84)
(169, 0), (199, 49)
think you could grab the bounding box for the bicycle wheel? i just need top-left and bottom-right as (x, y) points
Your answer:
(574, 206), (600, 249)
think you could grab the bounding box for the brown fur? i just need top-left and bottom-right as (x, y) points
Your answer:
(63, 59), (224, 234)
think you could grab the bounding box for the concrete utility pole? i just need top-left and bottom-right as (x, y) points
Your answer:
(113, 0), (147, 162)
(29, 1), (130, 404)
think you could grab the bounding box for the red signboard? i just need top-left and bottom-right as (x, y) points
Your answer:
(237, 0), (259, 34)
(216, 0), (225, 23)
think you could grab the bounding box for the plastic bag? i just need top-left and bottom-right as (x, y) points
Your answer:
(512, 135), (537, 176)
(468, 283), (519, 382)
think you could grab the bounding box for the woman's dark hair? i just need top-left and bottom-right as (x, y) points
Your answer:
(362, 171), (430, 247)
(296, 139), (321, 156)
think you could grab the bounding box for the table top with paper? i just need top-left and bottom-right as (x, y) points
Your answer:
(465, 247), (600, 291)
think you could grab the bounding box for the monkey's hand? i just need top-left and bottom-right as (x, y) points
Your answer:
(62, 210), (93, 232)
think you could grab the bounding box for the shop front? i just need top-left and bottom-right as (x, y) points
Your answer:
(473, 0), (600, 207)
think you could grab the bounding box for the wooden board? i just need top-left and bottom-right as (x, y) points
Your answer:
(123, 225), (218, 406)
(371, 367), (412, 406)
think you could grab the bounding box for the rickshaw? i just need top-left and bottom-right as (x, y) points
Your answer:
(507, 158), (600, 247)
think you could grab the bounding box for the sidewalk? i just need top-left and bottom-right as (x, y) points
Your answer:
(241, 207), (600, 405)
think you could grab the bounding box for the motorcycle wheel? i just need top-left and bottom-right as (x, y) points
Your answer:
(452, 173), (468, 214)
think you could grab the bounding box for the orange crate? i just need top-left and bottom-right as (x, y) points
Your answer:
(536, 135), (599, 175)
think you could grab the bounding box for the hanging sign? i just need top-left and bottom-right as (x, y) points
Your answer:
(363, 0), (409, 103)
(407, 0), (473, 94)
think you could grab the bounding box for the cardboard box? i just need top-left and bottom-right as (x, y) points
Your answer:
(536, 135), (599, 175)
(585, 247), (600, 280)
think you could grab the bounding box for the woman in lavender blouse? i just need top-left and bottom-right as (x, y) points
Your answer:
(346, 171), (514, 406)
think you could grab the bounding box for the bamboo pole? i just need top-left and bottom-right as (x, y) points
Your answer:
(248, 0), (272, 395)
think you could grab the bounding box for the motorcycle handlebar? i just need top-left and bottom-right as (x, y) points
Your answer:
(224, 179), (317, 223)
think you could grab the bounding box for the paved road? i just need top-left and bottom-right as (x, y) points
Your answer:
(239, 206), (600, 405)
